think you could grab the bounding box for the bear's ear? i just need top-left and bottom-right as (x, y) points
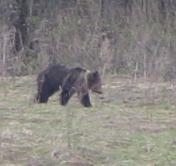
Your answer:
(92, 71), (100, 79)
(94, 70), (99, 75)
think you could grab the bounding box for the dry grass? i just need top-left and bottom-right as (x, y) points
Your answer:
(0, 76), (176, 166)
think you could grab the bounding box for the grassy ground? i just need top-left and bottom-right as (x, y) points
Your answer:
(0, 76), (176, 166)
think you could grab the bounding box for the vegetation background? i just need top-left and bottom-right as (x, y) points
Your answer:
(0, 0), (176, 81)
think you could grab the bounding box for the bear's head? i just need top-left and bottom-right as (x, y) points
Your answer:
(87, 71), (103, 94)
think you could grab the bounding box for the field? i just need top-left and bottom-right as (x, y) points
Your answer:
(0, 76), (176, 166)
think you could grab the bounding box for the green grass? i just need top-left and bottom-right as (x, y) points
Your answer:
(0, 76), (176, 165)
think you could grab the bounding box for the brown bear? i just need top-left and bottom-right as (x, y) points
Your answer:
(35, 64), (102, 107)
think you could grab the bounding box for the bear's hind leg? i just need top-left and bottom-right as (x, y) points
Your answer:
(37, 82), (57, 103)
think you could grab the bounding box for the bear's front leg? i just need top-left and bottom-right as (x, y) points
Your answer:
(80, 93), (92, 107)
(60, 88), (75, 106)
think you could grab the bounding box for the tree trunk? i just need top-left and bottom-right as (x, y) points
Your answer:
(14, 0), (29, 51)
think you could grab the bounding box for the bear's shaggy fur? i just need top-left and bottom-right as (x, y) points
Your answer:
(35, 64), (102, 107)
